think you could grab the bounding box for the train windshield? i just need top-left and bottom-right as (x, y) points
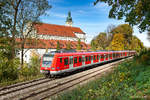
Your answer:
(42, 54), (54, 67)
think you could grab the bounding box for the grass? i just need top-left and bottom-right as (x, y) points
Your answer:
(53, 51), (150, 100)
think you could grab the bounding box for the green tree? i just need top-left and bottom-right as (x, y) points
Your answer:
(77, 39), (82, 50)
(130, 36), (144, 53)
(56, 41), (60, 50)
(90, 32), (111, 50)
(148, 31), (150, 41)
(94, 0), (150, 32)
(1, 0), (51, 64)
(90, 39), (97, 51)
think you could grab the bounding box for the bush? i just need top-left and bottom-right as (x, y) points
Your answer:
(19, 54), (41, 77)
(0, 51), (20, 82)
(135, 49), (150, 65)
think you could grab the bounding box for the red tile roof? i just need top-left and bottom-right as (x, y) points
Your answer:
(34, 23), (85, 38)
(16, 38), (90, 50)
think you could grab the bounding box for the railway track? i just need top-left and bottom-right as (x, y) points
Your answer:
(0, 57), (132, 100)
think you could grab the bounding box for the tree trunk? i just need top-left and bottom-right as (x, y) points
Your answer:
(10, 0), (22, 59)
(21, 45), (24, 67)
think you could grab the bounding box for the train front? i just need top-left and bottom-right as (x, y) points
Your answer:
(40, 52), (55, 77)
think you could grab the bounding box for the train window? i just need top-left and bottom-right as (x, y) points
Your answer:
(89, 56), (91, 61)
(86, 56), (88, 62)
(74, 57), (77, 64)
(69, 58), (73, 64)
(97, 55), (99, 60)
(101, 55), (104, 59)
(94, 55), (96, 60)
(113, 53), (115, 57)
(79, 57), (82, 62)
(64, 58), (68, 65)
(60, 58), (62, 63)
(109, 54), (111, 58)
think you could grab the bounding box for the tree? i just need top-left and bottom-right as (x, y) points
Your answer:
(0, 1), (12, 58)
(130, 36), (144, 53)
(109, 33), (125, 50)
(66, 42), (71, 50)
(96, 32), (108, 50)
(111, 24), (133, 48)
(56, 41), (60, 50)
(148, 31), (150, 41)
(94, 0), (150, 32)
(90, 39), (97, 51)
(90, 32), (110, 50)
(77, 39), (82, 50)
(105, 24), (116, 38)
(1, 0), (51, 66)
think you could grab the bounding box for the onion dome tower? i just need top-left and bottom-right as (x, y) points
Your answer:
(65, 11), (73, 27)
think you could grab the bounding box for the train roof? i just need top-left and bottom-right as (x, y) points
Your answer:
(43, 50), (135, 57)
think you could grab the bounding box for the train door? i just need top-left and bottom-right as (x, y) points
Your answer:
(100, 54), (104, 62)
(73, 56), (78, 67)
(63, 57), (69, 70)
(105, 53), (108, 61)
(99, 54), (101, 62)
(91, 55), (93, 64)
(69, 56), (73, 69)
(82, 55), (85, 66)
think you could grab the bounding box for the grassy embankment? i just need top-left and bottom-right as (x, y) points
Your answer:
(54, 50), (150, 100)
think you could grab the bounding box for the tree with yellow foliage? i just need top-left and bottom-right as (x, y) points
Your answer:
(109, 33), (125, 50)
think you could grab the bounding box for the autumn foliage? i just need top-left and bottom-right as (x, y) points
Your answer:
(91, 24), (144, 53)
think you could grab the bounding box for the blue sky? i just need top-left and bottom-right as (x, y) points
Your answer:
(41, 0), (150, 47)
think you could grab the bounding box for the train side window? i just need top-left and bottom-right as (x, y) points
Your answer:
(86, 56), (88, 62)
(101, 55), (104, 59)
(60, 58), (62, 63)
(106, 54), (108, 58)
(89, 56), (91, 61)
(79, 57), (82, 62)
(69, 58), (73, 64)
(94, 55), (96, 60)
(113, 53), (115, 57)
(64, 58), (68, 65)
(97, 55), (99, 60)
(74, 57), (77, 64)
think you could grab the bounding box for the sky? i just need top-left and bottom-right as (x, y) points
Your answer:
(41, 0), (150, 47)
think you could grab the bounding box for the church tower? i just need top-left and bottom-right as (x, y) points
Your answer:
(65, 11), (73, 26)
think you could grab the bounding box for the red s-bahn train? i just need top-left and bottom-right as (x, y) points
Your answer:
(40, 50), (136, 77)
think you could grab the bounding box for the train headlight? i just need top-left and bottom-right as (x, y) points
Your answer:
(40, 70), (43, 73)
